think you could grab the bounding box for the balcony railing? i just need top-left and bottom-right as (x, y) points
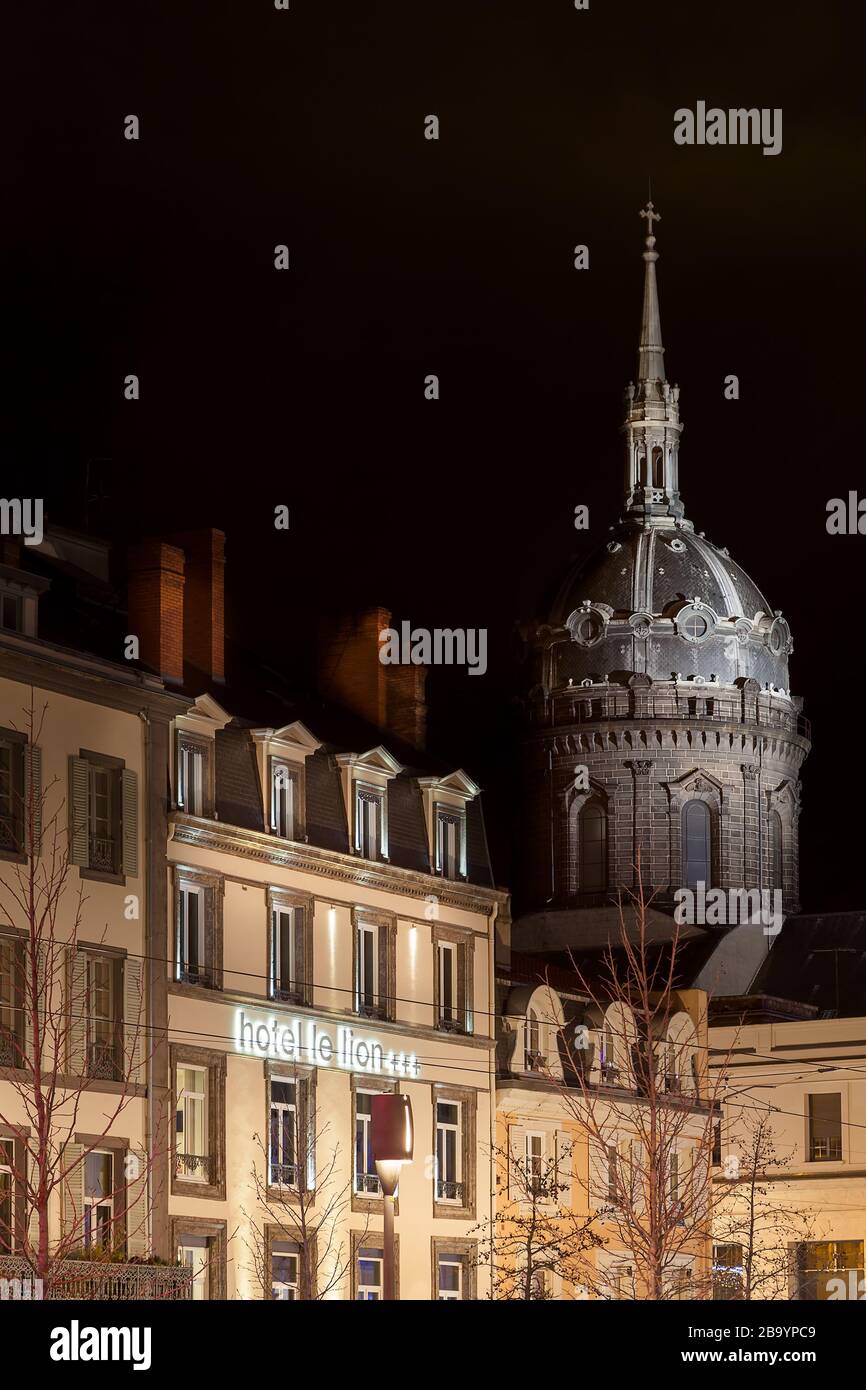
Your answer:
(665, 1074), (683, 1095)
(174, 1152), (214, 1183)
(436, 1178), (464, 1203)
(88, 836), (117, 873)
(0, 1254), (192, 1301)
(269, 1162), (298, 1188)
(0, 1026), (23, 1070)
(355, 1171), (382, 1197)
(87, 1042), (121, 1082)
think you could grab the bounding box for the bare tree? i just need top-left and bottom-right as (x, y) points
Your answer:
(472, 1140), (600, 1300)
(0, 698), (160, 1289)
(711, 1105), (813, 1301)
(241, 1082), (356, 1300)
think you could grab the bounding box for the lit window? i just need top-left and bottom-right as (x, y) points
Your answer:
(808, 1093), (842, 1162)
(176, 1065), (209, 1182)
(435, 809), (464, 878)
(86, 954), (119, 1080)
(357, 1246), (384, 1300)
(84, 1151), (114, 1251)
(354, 1092), (381, 1197)
(177, 883), (205, 985)
(272, 1241), (300, 1300)
(178, 1235), (210, 1300)
(713, 1242), (744, 1301)
(435, 1101), (463, 1204)
(271, 905), (305, 1003)
(525, 1132), (544, 1194)
(437, 1256), (463, 1301)
(355, 923), (379, 1016)
(177, 738), (208, 817)
(355, 788), (382, 860)
(437, 942), (456, 1027)
(269, 1079), (297, 1188)
(795, 1240), (864, 1301)
(270, 761), (298, 839)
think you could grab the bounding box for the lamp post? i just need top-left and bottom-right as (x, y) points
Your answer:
(370, 1093), (414, 1301)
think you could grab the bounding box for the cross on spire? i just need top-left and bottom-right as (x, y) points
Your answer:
(640, 200), (661, 239)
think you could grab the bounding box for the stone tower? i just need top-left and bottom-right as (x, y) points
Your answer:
(520, 204), (810, 946)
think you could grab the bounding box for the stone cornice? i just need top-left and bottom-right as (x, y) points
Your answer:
(0, 639), (186, 720)
(169, 814), (507, 915)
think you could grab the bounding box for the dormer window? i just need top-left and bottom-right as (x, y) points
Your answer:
(177, 737), (210, 817)
(0, 593), (22, 633)
(0, 568), (48, 639)
(418, 771), (480, 881)
(270, 759), (300, 840)
(525, 1010), (543, 1071)
(435, 807), (466, 879)
(355, 786), (383, 860)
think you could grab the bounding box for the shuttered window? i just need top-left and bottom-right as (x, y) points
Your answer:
(68, 755), (137, 879)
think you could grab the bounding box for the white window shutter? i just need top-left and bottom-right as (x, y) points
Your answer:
(60, 1141), (86, 1248)
(24, 744), (42, 857)
(67, 756), (89, 866)
(121, 769), (138, 877)
(125, 1146), (149, 1257)
(65, 946), (88, 1075)
(123, 955), (145, 1083)
(588, 1138), (609, 1213)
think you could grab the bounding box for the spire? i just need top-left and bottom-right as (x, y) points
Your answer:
(637, 202), (665, 384)
(621, 200), (686, 526)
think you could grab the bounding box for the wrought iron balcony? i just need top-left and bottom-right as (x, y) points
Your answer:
(0, 1026), (23, 1069)
(174, 1152), (214, 1183)
(269, 1161), (298, 1188)
(87, 1042), (121, 1082)
(355, 1171), (382, 1197)
(436, 1178), (464, 1203)
(0, 1254), (192, 1301)
(88, 836), (117, 873)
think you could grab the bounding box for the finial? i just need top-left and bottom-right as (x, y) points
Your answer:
(640, 200), (661, 246)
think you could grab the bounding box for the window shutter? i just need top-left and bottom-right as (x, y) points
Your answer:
(508, 1125), (526, 1198)
(67, 756), (89, 866)
(65, 947), (88, 1075)
(121, 769), (138, 878)
(457, 941), (474, 1034)
(588, 1139), (609, 1213)
(300, 1077), (316, 1194)
(24, 941), (49, 1066)
(555, 1130), (574, 1194)
(24, 744), (42, 857)
(125, 1146), (149, 1257)
(60, 1142), (85, 1247)
(293, 907), (306, 1000)
(123, 956), (146, 1082)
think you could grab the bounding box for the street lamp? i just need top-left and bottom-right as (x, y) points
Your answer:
(370, 1093), (414, 1301)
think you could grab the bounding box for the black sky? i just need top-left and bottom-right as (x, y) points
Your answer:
(7, 0), (865, 909)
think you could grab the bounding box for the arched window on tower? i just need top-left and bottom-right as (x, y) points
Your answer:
(637, 450), (647, 486)
(769, 810), (783, 892)
(651, 446), (664, 488)
(580, 800), (608, 893)
(682, 800), (712, 890)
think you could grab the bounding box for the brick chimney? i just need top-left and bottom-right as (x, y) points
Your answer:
(317, 608), (427, 751)
(127, 541), (186, 684)
(171, 528), (226, 684)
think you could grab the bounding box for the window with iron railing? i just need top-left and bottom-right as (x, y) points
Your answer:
(176, 1065), (210, 1182)
(435, 1101), (463, 1204)
(269, 1079), (298, 1188)
(354, 1092), (382, 1197)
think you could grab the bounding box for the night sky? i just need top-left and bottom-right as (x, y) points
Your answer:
(7, 1), (864, 909)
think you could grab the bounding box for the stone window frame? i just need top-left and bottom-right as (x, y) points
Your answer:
(432, 1083), (477, 1222)
(562, 777), (609, 899)
(263, 1219), (319, 1301)
(432, 800), (467, 879)
(174, 729), (215, 819)
(0, 1121), (29, 1253)
(351, 1227), (399, 1300)
(353, 779), (388, 861)
(267, 754), (305, 842)
(77, 748), (127, 885)
(431, 1235), (477, 1301)
(0, 725), (26, 865)
(170, 1215), (228, 1301)
(350, 905), (397, 1022)
(664, 771), (723, 892)
(431, 924), (475, 1035)
(264, 1059), (317, 1205)
(170, 1043), (227, 1201)
(350, 1071), (397, 1215)
(73, 1131), (135, 1257)
(172, 863), (224, 991)
(766, 779), (798, 902)
(266, 886), (314, 1007)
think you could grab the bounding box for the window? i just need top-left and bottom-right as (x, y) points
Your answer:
(86, 954), (120, 1081)
(0, 735), (24, 854)
(579, 800), (607, 892)
(612, 1264), (634, 1300)
(69, 753), (137, 880)
(0, 1139), (13, 1253)
(600, 1023), (618, 1082)
(665, 1040), (682, 1094)
(525, 1009), (543, 1070)
(177, 737), (209, 818)
(607, 1143), (619, 1202)
(269, 1079), (297, 1188)
(682, 799), (712, 889)
(713, 1242), (744, 1300)
(0, 936), (22, 1068)
(354, 1092), (381, 1197)
(437, 941), (457, 1028)
(435, 1101), (463, 1203)
(435, 809), (464, 878)
(651, 446), (664, 488)
(0, 592), (22, 632)
(437, 1254), (463, 1300)
(270, 760), (299, 839)
(808, 1093), (842, 1161)
(355, 787), (383, 860)
(433, 932), (472, 1034)
(84, 1151), (114, 1252)
(770, 809), (783, 891)
(795, 1240), (864, 1301)
(666, 1266), (692, 1300)
(177, 883), (205, 985)
(669, 1152), (680, 1208)
(525, 1132), (544, 1194)
(355, 922), (378, 1016)
(178, 1235), (210, 1301)
(272, 1240), (300, 1300)
(712, 1120), (722, 1167)
(88, 765), (117, 873)
(270, 902), (308, 1004)
(176, 1065), (210, 1183)
(356, 1246), (384, 1300)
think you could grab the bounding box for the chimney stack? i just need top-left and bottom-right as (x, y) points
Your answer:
(171, 528), (226, 685)
(127, 541), (186, 684)
(317, 608), (427, 751)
